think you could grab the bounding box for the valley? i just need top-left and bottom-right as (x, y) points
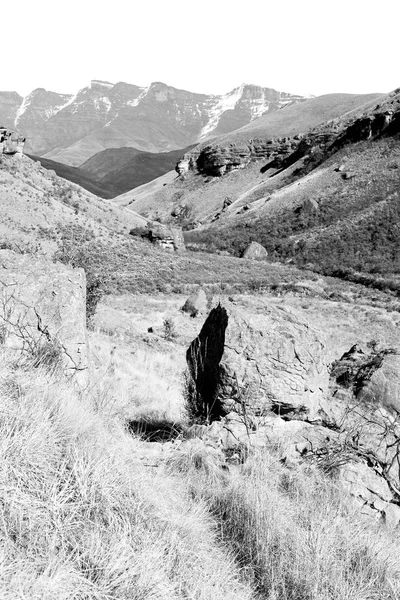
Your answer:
(1, 76), (400, 599)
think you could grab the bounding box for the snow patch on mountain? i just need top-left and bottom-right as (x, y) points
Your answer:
(126, 86), (148, 107)
(199, 84), (245, 140)
(14, 96), (31, 126)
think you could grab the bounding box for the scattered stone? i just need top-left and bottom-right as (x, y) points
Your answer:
(296, 198), (319, 218)
(341, 171), (357, 180)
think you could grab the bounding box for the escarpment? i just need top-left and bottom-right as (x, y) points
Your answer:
(176, 88), (400, 178)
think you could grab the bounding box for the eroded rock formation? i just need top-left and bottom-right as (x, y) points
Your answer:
(176, 88), (400, 179)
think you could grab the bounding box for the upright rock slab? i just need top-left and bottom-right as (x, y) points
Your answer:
(186, 300), (328, 421)
(0, 250), (89, 384)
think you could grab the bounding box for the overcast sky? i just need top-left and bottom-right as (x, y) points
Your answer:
(3, 0), (399, 98)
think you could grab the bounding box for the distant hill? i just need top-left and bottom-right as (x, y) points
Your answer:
(80, 145), (194, 196)
(183, 87), (400, 283)
(27, 154), (119, 199)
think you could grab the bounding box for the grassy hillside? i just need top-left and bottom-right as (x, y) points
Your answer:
(210, 92), (383, 146)
(2, 287), (400, 598)
(0, 154), (147, 252)
(185, 133), (400, 283)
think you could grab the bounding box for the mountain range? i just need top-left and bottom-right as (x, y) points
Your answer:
(0, 81), (306, 167)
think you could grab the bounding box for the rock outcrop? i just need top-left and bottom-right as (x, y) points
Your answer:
(186, 301), (328, 421)
(185, 302), (400, 527)
(0, 250), (89, 384)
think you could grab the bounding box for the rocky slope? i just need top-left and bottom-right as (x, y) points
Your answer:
(182, 87), (400, 276)
(0, 81), (305, 166)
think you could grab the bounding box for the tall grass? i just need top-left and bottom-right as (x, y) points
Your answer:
(169, 444), (400, 599)
(0, 350), (254, 599)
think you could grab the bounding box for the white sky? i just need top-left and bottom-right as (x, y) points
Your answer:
(3, 0), (399, 98)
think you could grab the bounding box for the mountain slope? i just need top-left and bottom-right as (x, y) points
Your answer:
(114, 92), (382, 221)
(182, 88), (400, 280)
(1, 81), (306, 166)
(0, 154), (147, 252)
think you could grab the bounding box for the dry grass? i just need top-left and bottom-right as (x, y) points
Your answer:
(0, 349), (254, 599)
(169, 445), (400, 600)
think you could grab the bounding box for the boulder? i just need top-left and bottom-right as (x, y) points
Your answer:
(186, 300), (328, 421)
(181, 289), (208, 317)
(241, 241), (268, 260)
(0, 250), (89, 384)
